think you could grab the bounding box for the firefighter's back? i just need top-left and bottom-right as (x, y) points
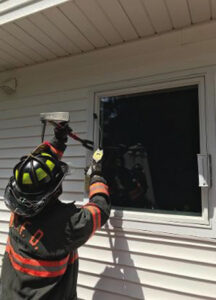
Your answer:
(1, 200), (79, 300)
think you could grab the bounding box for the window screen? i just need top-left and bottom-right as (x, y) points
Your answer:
(100, 86), (201, 216)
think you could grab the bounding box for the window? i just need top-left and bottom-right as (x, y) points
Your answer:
(98, 83), (206, 219)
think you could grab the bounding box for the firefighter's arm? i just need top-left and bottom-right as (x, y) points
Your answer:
(32, 122), (68, 159)
(66, 175), (111, 249)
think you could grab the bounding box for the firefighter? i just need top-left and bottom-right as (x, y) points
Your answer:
(1, 124), (110, 300)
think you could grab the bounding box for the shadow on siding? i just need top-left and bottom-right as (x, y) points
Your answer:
(92, 211), (145, 300)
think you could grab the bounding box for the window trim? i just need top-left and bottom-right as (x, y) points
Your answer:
(94, 76), (210, 228)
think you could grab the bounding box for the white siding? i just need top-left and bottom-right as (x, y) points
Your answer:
(77, 230), (216, 299)
(1, 21), (216, 299)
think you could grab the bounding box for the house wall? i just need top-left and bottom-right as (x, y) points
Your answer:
(1, 23), (216, 299)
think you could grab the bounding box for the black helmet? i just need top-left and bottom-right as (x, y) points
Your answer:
(4, 152), (68, 217)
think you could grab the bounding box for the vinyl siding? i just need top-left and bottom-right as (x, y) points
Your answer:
(1, 22), (216, 299)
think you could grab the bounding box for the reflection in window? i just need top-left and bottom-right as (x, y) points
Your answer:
(100, 86), (201, 215)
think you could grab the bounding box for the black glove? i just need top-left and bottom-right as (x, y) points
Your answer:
(51, 122), (69, 153)
(85, 149), (103, 178)
(54, 122), (70, 142)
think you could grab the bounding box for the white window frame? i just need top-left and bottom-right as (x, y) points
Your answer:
(93, 75), (211, 232)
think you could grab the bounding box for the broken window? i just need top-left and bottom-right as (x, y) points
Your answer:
(100, 86), (201, 216)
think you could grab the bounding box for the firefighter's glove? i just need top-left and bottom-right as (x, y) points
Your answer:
(50, 122), (70, 154)
(54, 122), (70, 142)
(85, 149), (103, 178)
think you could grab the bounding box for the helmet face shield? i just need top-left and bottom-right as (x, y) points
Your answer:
(4, 152), (69, 217)
(4, 178), (47, 217)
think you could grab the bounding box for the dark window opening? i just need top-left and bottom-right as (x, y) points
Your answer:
(100, 86), (201, 216)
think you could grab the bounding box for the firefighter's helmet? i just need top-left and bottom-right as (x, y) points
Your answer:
(4, 152), (68, 217)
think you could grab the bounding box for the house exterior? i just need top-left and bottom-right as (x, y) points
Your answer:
(1, 1), (216, 299)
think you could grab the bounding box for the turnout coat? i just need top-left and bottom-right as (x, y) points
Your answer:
(1, 141), (110, 300)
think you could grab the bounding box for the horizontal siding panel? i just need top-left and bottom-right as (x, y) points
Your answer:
(79, 258), (216, 298)
(85, 232), (216, 265)
(0, 210), (10, 222)
(59, 192), (84, 203)
(0, 244), (6, 256)
(0, 144), (86, 158)
(79, 245), (216, 283)
(77, 284), (209, 300)
(0, 221), (9, 233)
(0, 112), (87, 130)
(0, 233), (7, 245)
(78, 271), (213, 300)
(0, 132), (87, 148)
(0, 255), (4, 266)
(78, 271), (144, 299)
(0, 89), (88, 111)
(62, 180), (84, 193)
(97, 228), (216, 248)
(77, 285), (132, 300)
(0, 99), (87, 120)
(0, 124), (86, 140)
(0, 200), (6, 211)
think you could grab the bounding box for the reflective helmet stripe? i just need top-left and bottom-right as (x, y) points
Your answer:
(36, 168), (48, 181)
(22, 173), (32, 184)
(41, 152), (52, 157)
(46, 159), (55, 171)
(15, 169), (19, 180)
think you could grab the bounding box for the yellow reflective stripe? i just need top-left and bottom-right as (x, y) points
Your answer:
(36, 168), (48, 181)
(22, 173), (32, 184)
(41, 152), (52, 157)
(15, 169), (19, 180)
(46, 160), (55, 171)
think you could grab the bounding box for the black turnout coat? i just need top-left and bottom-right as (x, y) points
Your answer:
(1, 141), (110, 300)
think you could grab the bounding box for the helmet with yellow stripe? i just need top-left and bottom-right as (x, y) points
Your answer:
(4, 151), (69, 217)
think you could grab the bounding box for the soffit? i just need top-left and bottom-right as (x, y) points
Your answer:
(0, 0), (215, 72)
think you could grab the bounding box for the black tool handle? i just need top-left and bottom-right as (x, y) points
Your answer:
(49, 121), (94, 150)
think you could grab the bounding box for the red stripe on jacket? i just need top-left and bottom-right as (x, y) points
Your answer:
(84, 204), (101, 236)
(89, 182), (109, 198)
(6, 240), (78, 278)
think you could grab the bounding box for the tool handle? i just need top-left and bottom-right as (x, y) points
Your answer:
(69, 132), (93, 150)
(49, 121), (94, 150)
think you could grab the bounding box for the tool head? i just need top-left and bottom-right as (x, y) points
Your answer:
(40, 112), (70, 123)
